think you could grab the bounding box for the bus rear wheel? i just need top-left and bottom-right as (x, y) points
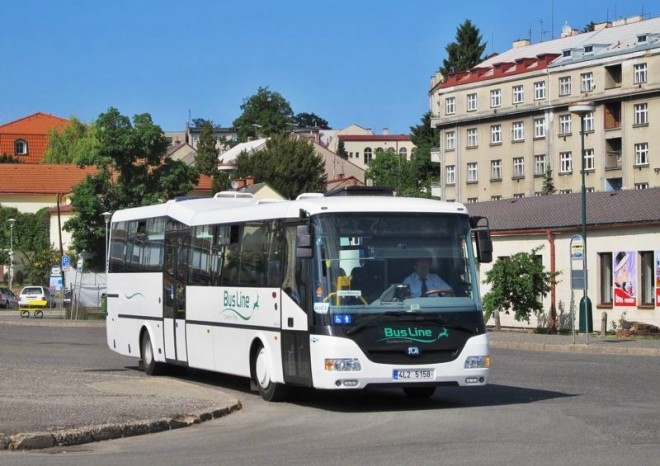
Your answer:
(141, 332), (166, 376)
(251, 344), (288, 402)
(403, 387), (436, 398)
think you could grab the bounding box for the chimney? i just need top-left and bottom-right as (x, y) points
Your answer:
(513, 39), (530, 48)
(382, 128), (389, 135)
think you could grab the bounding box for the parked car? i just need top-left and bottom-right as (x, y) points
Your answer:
(0, 287), (18, 309)
(18, 286), (52, 308)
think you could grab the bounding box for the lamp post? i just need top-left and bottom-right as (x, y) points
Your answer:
(569, 101), (595, 340)
(101, 212), (112, 274)
(8, 218), (15, 291)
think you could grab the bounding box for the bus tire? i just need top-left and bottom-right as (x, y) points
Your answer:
(141, 331), (166, 376)
(251, 344), (288, 402)
(403, 387), (436, 398)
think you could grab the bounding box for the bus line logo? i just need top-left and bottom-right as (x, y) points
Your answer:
(379, 326), (450, 344)
(221, 290), (259, 321)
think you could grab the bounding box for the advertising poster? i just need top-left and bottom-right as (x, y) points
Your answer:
(613, 251), (636, 307)
(656, 250), (660, 306)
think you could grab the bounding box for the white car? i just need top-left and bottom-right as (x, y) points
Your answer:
(18, 286), (52, 308)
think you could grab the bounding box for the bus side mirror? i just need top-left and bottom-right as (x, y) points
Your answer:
(470, 216), (493, 263)
(296, 224), (312, 258)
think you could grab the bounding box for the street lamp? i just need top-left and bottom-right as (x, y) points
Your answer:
(101, 212), (112, 273)
(569, 101), (595, 339)
(8, 218), (15, 290)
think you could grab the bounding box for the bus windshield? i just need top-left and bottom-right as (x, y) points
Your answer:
(310, 212), (480, 322)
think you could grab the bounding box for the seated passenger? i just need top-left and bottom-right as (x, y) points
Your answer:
(403, 258), (452, 297)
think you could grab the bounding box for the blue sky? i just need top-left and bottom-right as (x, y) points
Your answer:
(1, 0), (656, 134)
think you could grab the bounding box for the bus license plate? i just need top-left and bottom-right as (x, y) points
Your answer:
(393, 369), (435, 381)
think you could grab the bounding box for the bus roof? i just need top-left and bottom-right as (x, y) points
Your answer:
(110, 194), (469, 226)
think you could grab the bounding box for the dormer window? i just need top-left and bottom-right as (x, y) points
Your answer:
(562, 50), (571, 57)
(637, 34), (647, 43)
(584, 45), (593, 53)
(15, 139), (28, 155)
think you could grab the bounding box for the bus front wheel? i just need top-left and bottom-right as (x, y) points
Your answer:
(251, 344), (288, 402)
(141, 332), (166, 376)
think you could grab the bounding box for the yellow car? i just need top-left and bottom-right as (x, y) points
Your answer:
(18, 286), (52, 308)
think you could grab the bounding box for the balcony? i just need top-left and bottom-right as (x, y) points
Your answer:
(430, 148), (441, 163)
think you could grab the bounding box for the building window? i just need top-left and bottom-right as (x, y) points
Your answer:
(559, 114), (572, 135)
(467, 162), (478, 183)
(445, 131), (456, 151)
(446, 165), (456, 185)
(513, 193), (525, 199)
(534, 154), (547, 176)
(399, 147), (407, 157)
(634, 142), (649, 166)
(640, 251), (654, 306)
(467, 93), (477, 111)
(634, 63), (647, 84)
(534, 81), (546, 100)
(490, 124), (502, 144)
(559, 76), (572, 96)
(560, 151), (572, 173)
(534, 118), (546, 138)
(512, 121), (524, 142)
(467, 128), (478, 148)
(491, 160), (502, 180)
(467, 197), (478, 203)
(15, 139), (28, 155)
(580, 72), (594, 92)
(598, 252), (613, 305)
(364, 147), (373, 165)
(491, 195), (502, 201)
(559, 189), (572, 194)
(584, 148), (595, 171)
(490, 89), (501, 108)
(512, 85), (524, 104)
(583, 112), (594, 132)
(513, 157), (524, 178)
(586, 187), (595, 193)
(635, 182), (649, 189)
(445, 97), (455, 115)
(634, 103), (648, 126)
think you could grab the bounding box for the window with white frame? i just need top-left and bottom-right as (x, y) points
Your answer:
(513, 157), (524, 178)
(513, 193), (525, 199)
(559, 114), (572, 135)
(467, 197), (478, 204)
(399, 147), (407, 157)
(512, 85), (524, 104)
(534, 81), (546, 100)
(635, 182), (649, 190)
(490, 89), (501, 108)
(491, 159), (502, 180)
(364, 147), (373, 165)
(634, 63), (647, 84)
(586, 187), (595, 193)
(634, 142), (649, 166)
(584, 148), (595, 171)
(445, 131), (456, 150)
(634, 103), (648, 125)
(534, 154), (547, 175)
(467, 128), (478, 147)
(583, 112), (594, 132)
(598, 252), (613, 305)
(467, 93), (477, 111)
(560, 151), (572, 173)
(581, 72), (594, 92)
(446, 165), (456, 185)
(559, 189), (572, 194)
(491, 195), (502, 201)
(467, 162), (478, 183)
(559, 76), (572, 96)
(640, 251), (654, 305)
(490, 124), (502, 144)
(445, 97), (455, 115)
(512, 121), (524, 141)
(534, 117), (546, 138)
(15, 140), (28, 155)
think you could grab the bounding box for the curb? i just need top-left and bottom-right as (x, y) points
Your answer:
(1, 401), (242, 451)
(489, 340), (660, 357)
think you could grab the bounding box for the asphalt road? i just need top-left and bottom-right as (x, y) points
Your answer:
(1, 320), (659, 465)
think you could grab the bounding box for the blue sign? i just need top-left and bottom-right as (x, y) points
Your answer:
(61, 256), (71, 270)
(333, 314), (353, 325)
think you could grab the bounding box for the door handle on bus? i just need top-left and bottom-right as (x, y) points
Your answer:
(288, 317), (294, 328)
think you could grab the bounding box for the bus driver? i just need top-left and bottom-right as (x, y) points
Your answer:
(403, 258), (452, 297)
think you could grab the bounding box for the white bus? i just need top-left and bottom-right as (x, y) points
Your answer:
(106, 187), (493, 400)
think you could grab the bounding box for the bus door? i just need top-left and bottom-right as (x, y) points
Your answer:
(163, 222), (189, 364)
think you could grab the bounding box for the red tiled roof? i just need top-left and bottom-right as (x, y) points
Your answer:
(0, 112), (71, 164)
(0, 164), (98, 194)
(338, 135), (411, 142)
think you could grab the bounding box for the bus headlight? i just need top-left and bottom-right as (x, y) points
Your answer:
(325, 358), (361, 371)
(464, 355), (491, 369)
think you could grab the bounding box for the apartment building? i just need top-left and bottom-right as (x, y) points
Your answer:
(430, 16), (660, 203)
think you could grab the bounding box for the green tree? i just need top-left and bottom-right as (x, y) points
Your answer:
(440, 19), (487, 76)
(232, 86), (295, 142)
(43, 117), (99, 165)
(65, 108), (200, 270)
(336, 139), (348, 159)
(0, 153), (20, 163)
(195, 121), (230, 194)
(482, 247), (557, 329)
(191, 118), (215, 129)
(235, 134), (326, 199)
(409, 111), (439, 187)
(582, 21), (596, 33)
(365, 149), (427, 197)
(541, 166), (557, 195)
(294, 112), (329, 129)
